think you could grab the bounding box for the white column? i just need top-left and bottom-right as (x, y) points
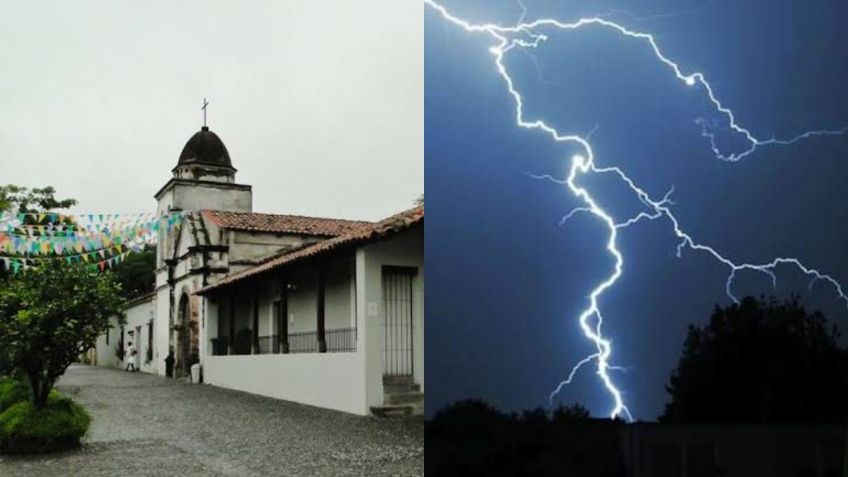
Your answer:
(350, 258), (357, 330)
(357, 247), (383, 412)
(201, 295), (219, 363)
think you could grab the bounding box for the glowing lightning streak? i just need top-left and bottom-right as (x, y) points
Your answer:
(426, 0), (848, 420)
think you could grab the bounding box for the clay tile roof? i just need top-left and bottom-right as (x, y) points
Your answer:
(202, 210), (373, 236)
(197, 206), (423, 295)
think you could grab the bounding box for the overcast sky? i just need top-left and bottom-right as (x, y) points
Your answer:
(0, 0), (421, 221)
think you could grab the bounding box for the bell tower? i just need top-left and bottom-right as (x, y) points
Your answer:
(154, 125), (252, 215)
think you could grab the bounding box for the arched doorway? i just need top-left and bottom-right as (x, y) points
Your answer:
(175, 293), (199, 378)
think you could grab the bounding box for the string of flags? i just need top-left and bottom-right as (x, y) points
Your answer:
(0, 243), (152, 274)
(0, 211), (181, 234)
(1, 221), (164, 254)
(0, 211), (183, 274)
(0, 211), (166, 233)
(2, 232), (156, 262)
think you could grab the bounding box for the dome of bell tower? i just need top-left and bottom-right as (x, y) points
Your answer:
(176, 126), (233, 170)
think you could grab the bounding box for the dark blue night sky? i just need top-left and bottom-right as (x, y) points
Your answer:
(425, 0), (848, 420)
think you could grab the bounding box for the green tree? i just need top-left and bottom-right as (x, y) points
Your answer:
(111, 247), (156, 299)
(0, 261), (125, 409)
(0, 185), (77, 214)
(662, 295), (848, 424)
(0, 185), (78, 283)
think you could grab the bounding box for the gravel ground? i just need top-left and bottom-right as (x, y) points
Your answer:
(0, 364), (423, 476)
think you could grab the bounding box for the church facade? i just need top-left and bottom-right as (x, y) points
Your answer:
(92, 127), (423, 416)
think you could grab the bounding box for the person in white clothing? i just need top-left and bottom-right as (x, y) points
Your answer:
(125, 342), (137, 372)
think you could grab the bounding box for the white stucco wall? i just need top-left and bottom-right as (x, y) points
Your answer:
(93, 297), (156, 373)
(204, 352), (367, 415)
(228, 231), (321, 266)
(153, 284), (171, 375)
(358, 226), (425, 411)
(94, 318), (122, 369)
(164, 182), (252, 214)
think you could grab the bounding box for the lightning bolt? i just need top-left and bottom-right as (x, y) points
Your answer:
(426, 0), (848, 420)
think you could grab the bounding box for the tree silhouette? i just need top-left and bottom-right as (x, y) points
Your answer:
(661, 295), (848, 424)
(426, 399), (623, 475)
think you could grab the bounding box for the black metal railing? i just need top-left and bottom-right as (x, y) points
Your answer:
(213, 328), (357, 355)
(326, 327), (358, 353)
(287, 331), (318, 354)
(288, 328), (357, 353)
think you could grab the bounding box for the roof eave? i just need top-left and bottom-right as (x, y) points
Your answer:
(195, 212), (422, 296)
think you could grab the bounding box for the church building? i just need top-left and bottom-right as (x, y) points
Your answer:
(93, 126), (424, 416)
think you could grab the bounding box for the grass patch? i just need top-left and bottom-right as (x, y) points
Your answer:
(0, 391), (90, 454)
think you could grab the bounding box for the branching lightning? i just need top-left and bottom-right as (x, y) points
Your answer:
(426, 0), (848, 420)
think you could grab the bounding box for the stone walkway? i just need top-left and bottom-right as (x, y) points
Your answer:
(0, 364), (423, 476)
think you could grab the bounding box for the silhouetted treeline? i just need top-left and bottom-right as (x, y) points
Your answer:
(426, 399), (625, 476)
(427, 296), (848, 475)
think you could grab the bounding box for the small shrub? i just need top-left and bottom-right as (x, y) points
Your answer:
(0, 377), (30, 413)
(0, 395), (90, 453)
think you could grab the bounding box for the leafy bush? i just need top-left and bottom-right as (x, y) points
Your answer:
(0, 395), (90, 443)
(0, 377), (30, 413)
(0, 377), (59, 414)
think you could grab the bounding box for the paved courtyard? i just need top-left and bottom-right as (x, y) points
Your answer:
(0, 364), (423, 476)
